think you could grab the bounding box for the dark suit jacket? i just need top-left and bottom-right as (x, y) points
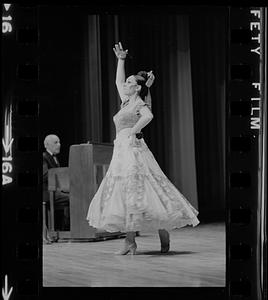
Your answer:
(43, 151), (60, 187)
(43, 151), (61, 203)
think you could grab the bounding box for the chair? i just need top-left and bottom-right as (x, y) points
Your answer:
(47, 167), (70, 234)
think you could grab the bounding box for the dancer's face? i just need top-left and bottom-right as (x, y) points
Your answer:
(123, 76), (139, 96)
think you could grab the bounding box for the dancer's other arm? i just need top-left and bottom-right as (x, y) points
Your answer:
(144, 70), (155, 110)
(129, 104), (153, 136)
(129, 71), (155, 136)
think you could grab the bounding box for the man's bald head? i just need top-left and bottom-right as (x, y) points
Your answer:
(44, 134), (61, 155)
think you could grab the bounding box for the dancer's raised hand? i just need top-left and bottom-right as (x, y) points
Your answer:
(113, 42), (128, 60)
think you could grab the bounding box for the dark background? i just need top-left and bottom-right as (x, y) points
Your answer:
(3, 5), (228, 223)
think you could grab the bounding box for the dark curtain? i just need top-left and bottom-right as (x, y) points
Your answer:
(38, 6), (85, 163)
(190, 12), (227, 220)
(82, 15), (103, 142)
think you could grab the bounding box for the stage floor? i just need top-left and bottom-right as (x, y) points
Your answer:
(43, 222), (225, 287)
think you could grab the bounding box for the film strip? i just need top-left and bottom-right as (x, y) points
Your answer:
(2, 3), (40, 299)
(228, 6), (266, 300)
(1, 4), (267, 300)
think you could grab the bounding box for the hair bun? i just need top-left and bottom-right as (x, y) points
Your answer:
(137, 71), (148, 81)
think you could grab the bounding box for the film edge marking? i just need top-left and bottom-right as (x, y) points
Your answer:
(2, 274), (13, 300)
(2, 3), (13, 34)
(2, 104), (14, 185)
(250, 8), (261, 130)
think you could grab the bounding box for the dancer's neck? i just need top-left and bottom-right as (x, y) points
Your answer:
(128, 94), (138, 104)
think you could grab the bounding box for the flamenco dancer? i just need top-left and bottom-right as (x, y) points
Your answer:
(86, 42), (199, 255)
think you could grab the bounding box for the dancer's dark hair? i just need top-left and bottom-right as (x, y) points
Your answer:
(135, 71), (149, 101)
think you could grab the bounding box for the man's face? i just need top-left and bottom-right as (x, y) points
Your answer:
(47, 136), (61, 155)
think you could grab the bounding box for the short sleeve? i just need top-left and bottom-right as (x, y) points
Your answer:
(135, 99), (149, 115)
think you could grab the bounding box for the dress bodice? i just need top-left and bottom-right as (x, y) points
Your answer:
(113, 99), (146, 133)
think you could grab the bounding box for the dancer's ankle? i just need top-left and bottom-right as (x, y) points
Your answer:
(126, 232), (136, 245)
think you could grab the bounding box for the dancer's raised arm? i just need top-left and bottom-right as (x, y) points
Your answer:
(113, 42), (128, 102)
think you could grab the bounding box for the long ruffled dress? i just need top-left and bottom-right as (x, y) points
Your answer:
(86, 98), (200, 232)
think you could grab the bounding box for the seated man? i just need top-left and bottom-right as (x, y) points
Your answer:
(43, 134), (69, 244)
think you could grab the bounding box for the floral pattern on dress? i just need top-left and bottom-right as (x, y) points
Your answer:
(86, 97), (199, 232)
(97, 167), (198, 230)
